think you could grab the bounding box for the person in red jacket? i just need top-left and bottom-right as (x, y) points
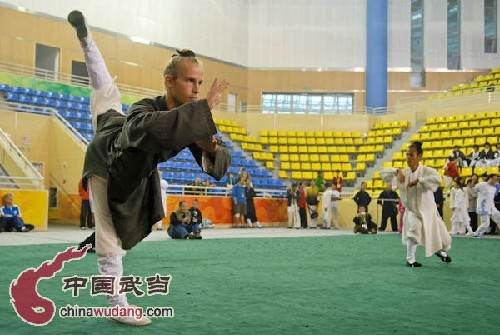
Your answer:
(332, 170), (343, 192)
(444, 157), (460, 189)
(78, 178), (94, 229)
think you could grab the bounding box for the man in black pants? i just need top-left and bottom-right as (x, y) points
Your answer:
(434, 185), (444, 219)
(377, 183), (399, 231)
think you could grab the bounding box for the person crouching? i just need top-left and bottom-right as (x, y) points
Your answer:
(353, 206), (378, 234)
(167, 201), (201, 239)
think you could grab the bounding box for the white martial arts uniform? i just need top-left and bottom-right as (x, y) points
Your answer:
(331, 189), (341, 229)
(449, 187), (473, 235)
(473, 181), (500, 237)
(397, 165), (452, 263)
(156, 177), (168, 230)
(321, 189), (333, 229)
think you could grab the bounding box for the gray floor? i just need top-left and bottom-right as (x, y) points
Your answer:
(0, 224), (359, 246)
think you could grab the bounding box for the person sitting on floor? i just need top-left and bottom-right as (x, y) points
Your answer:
(167, 201), (201, 239)
(353, 205), (377, 234)
(0, 193), (34, 232)
(188, 199), (204, 238)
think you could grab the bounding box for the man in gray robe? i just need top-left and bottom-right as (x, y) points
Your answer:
(68, 10), (230, 326)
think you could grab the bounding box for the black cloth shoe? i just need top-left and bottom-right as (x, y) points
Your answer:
(67, 10), (88, 40)
(406, 261), (422, 267)
(435, 252), (452, 263)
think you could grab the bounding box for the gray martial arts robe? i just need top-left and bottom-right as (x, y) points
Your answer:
(82, 96), (230, 249)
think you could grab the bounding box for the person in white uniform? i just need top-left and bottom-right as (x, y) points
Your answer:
(396, 141), (452, 268)
(156, 170), (168, 230)
(321, 183), (334, 229)
(449, 180), (473, 235)
(472, 174), (500, 238)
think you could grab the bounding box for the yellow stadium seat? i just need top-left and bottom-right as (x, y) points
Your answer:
(327, 146), (338, 153)
(298, 146), (308, 153)
(356, 162), (366, 171)
(314, 131), (324, 137)
(289, 146), (298, 153)
(366, 153), (376, 162)
(269, 145), (279, 153)
(277, 131), (287, 137)
(288, 137), (297, 145)
(345, 171), (356, 181)
(297, 137), (307, 145)
(357, 154), (366, 162)
(280, 162), (291, 170)
(300, 154), (310, 162)
(287, 131), (297, 137)
(452, 139), (464, 147)
(269, 137), (278, 145)
(302, 171), (313, 180)
(290, 154), (299, 162)
(253, 152), (261, 160)
(317, 146), (327, 153)
(331, 163), (342, 171)
(278, 145), (288, 153)
(353, 138), (363, 145)
(341, 163), (351, 171)
(259, 130), (269, 137)
(302, 162), (312, 171)
(260, 137), (269, 144)
(305, 131), (315, 137)
(320, 154), (329, 163)
(461, 167), (472, 177)
(291, 171), (302, 179)
(373, 180), (384, 189)
(296, 131), (306, 137)
(321, 163), (331, 171)
(324, 171), (334, 180)
(266, 161), (274, 169)
(291, 162), (301, 170)
(311, 162), (321, 171)
(278, 137), (288, 145)
(393, 161), (404, 168)
(310, 154), (320, 162)
(279, 170), (288, 179)
(475, 166), (487, 176)
(308, 147), (318, 153)
(305, 138), (316, 145)
(487, 166), (499, 175)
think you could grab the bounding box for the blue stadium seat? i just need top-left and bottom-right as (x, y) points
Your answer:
(0, 83), (9, 91)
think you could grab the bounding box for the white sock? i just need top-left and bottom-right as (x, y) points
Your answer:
(97, 256), (128, 307)
(406, 239), (418, 263)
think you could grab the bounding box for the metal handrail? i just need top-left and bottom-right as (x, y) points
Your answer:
(167, 184), (286, 198)
(0, 127), (43, 189)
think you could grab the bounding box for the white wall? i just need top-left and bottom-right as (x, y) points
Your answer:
(247, 0), (366, 69)
(1, 0), (498, 70)
(388, 0), (411, 69)
(1, 0), (249, 66)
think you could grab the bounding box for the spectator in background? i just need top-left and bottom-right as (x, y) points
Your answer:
(466, 179), (478, 232)
(297, 182), (308, 229)
(468, 145), (481, 168)
(245, 179), (262, 228)
(332, 170), (343, 192)
(397, 199), (405, 234)
(227, 172), (235, 188)
(472, 174), (500, 238)
(287, 183), (300, 229)
(377, 183), (399, 232)
(306, 179), (319, 228)
(493, 143), (500, 167)
(449, 179), (473, 235)
(188, 177), (204, 195)
(447, 145), (467, 168)
(353, 182), (371, 211)
(188, 199), (203, 238)
(232, 177), (247, 227)
(156, 171), (168, 231)
(434, 184), (444, 219)
(78, 178), (94, 229)
(315, 171), (325, 191)
(443, 157), (460, 189)
(203, 178), (215, 187)
(0, 193), (34, 232)
(477, 142), (495, 167)
(353, 205), (377, 234)
(167, 201), (200, 239)
(330, 182), (341, 229)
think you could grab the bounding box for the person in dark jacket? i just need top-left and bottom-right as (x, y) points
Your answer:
(353, 182), (372, 210)
(68, 10), (229, 326)
(188, 199), (203, 238)
(434, 185), (444, 219)
(245, 179), (262, 228)
(377, 183), (399, 231)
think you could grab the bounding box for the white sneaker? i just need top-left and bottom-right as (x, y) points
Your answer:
(255, 222), (263, 228)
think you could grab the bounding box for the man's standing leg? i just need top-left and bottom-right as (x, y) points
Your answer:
(68, 11), (149, 326)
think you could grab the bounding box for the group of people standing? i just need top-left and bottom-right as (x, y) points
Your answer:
(230, 170), (262, 228)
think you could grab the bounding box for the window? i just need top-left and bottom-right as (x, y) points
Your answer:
(71, 60), (89, 86)
(35, 43), (60, 80)
(447, 0), (461, 70)
(411, 0), (425, 87)
(261, 93), (354, 114)
(485, 0), (497, 53)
